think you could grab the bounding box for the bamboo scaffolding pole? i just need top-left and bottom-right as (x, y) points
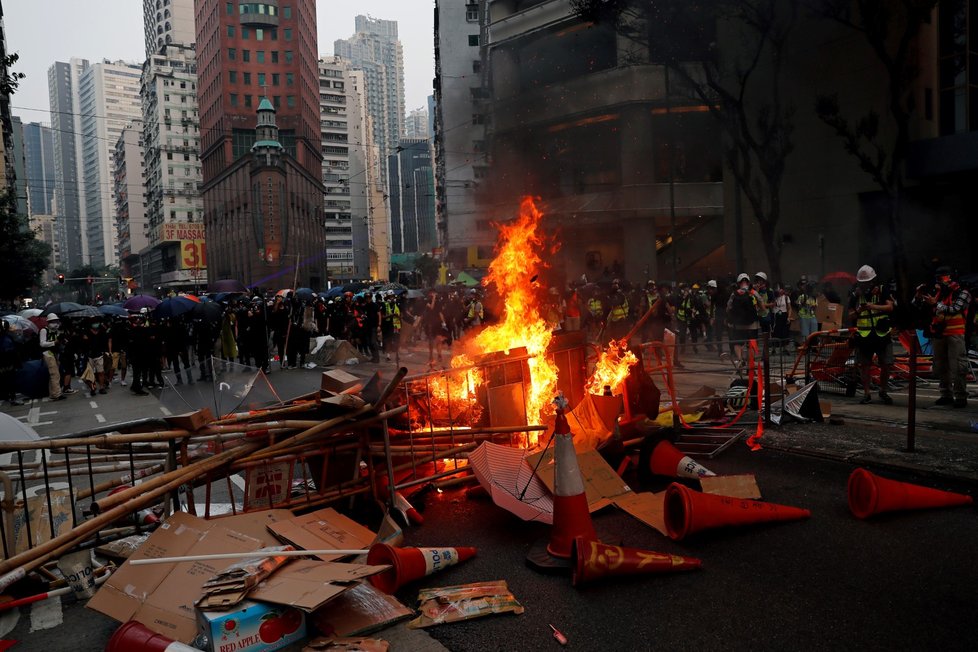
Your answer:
(0, 441), (263, 591)
(433, 473), (478, 489)
(388, 424), (547, 438)
(213, 400), (319, 426)
(129, 548), (369, 566)
(74, 464), (168, 502)
(15, 461), (162, 482)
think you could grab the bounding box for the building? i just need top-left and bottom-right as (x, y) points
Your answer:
(8, 115), (25, 216)
(202, 99), (326, 288)
(334, 15), (405, 190)
(318, 56), (357, 281)
(48, 58), (90, 271)
(405, 106), (429, 139)
(387, 138), (435, 255)
(139, 43), (204, 291)
(195, 0), (325, 287)
(480, 0), (724, 283)
(77, 60), (143, 267)
(143, 0), (196, 57)
(434, 0), (490, 270)
(0, 0), (12, 200)
(22, 122), (56, 217)
(114, 121), (148, 286)
(28, 213), (60, 283)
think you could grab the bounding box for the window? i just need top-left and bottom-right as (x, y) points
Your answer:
(273, 95), (281, 108)
(466, 3), (479, 21)
(242, 26), (250, 39)
(285, 51), (293, 63)
(472, 60), (482, 74)
(284, 28), (292, 41)
(272, 73), (280, 86)
(229, 70), (237, 83)
(227, 25), (235, 37)
(472, 113), (485, 125)
(257, 50), (265, 63)
(283, 6), (291, 19)
(269, 28), (277, 40)
(468, 34), (480, 47)
(286, 72), (294, 86)
(245, 94), (253, 108)
(258, 73), (266, 87)
(228, 48), (236, 60)
(938, 0), (978, 134)
(242, 49), (250, 62)
(243, 72), (251, 85)
(287, 95), (295, 108)
(271, 51), (279, 63)
(226, 2), (233, 15)
(256, 28), (264, 41)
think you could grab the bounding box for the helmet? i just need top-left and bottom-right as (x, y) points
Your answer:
(754, 272), (768, 282)
(647, 280), (656, 287)
(46, 313), (59, 322)
(935, 265), (953, 277)
(707, 280), (717, 288)
(692, 283), (700, 290)
(856, 265), (876, 283)
(737, 273), (750, 283)
(139, 307), (149, 314)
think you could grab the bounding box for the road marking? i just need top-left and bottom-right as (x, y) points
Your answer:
(89, 401), (98, 409)
(229, 474), (246, 492)
(160, 406), (172, 416)
(39, 410), (57, 416)
(29, 594), (63, 632)
(28, 405), (40, 425)
(95, 414), (106, 423)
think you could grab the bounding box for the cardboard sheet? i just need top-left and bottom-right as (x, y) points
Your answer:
(611, 491), (667, 536)
(699, 475), (762, 500)
(248, 559), (388, 612)
(311, 582), (413, 637)
(526, 448), (631, 512)
(267, 507), (376, 561)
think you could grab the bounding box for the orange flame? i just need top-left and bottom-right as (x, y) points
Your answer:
(586, 338), (638, 396)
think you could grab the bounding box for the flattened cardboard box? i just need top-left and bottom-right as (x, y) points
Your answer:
(87, 509), (292, 644)
(526, 448), (632, 512)
(268, 507), (376, 561)
(248, 559), (389, 612)
(311, 582), (413, 637)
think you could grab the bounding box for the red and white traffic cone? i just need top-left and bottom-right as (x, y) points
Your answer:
(528, 394), (597, 572)
(649, 440), (716, 480)
(109, 485), (160, 526)
(106, 621), (202, 651)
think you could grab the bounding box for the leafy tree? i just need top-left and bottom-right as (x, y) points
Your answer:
(809, 0), (938, 302)
(0, 190), (52, 301)
(571, 0), (797, 282)
(0, 52), (26, 97)
(414, 254), (441, 287)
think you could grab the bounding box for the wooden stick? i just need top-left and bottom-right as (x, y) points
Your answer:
(129, 548), (370, 566)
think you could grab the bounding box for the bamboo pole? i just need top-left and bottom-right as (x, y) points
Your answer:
(74, 464), (168, 501)
(388, 424), (547, 438)
(212, 400), (319, 426)
(129, 548), (369, 566)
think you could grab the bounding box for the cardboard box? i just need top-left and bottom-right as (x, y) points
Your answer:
(165, 407), (216, 432)
(815, 302), (844, 330)
(197, 599), (306, 652)
(267, 508), (376, 561)
(320, 369), (362, 395)
(248, 559), (388, 612)
(88, 510), (292, 644)
(526, 448), (632, 512)
(310, 582), (412, 637)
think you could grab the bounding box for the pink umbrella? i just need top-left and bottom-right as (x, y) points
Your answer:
(468, 441), (554, 524)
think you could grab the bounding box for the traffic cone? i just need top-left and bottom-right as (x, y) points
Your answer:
(847, 468), (974, 519)
(649, 440), (716, 479)
(106, 621), (202, 652)
(366, 543), (476, 593)
(571, 536), (701, 586)
(546, 406), (598, 559)
(109, 485), (160, 526)
(664, 482), (810, 541)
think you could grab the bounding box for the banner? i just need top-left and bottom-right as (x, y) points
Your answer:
(160, 222), (206, 242)
(180, 240), (207, 270)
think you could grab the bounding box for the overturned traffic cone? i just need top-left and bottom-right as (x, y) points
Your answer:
(650, 440), (716, 480)
(664, 482), (811, 541)
(109, 485), (159, 526)
(106, 621), (202, 652)
(847, 468), (974, 519)
(366, 543), (476, 593)
(571, 536), (701, 586)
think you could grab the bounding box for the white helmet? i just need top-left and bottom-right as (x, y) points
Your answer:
(737, 273), (750, 283)
(707, 280), (717, 288)
(754, 271), (768, 282)
(856, 265), (876, 282)
(46, 313), (59, 322)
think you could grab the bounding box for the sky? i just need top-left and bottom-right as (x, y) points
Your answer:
(3, 0), (435, 126)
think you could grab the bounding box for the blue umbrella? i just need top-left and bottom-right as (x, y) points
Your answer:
(154, 296), (197, 319)
(295, 287), (315, 301)
(124, 295), (162, 311)
(324, 286), (345, 299)
(98, 304), (128, 317)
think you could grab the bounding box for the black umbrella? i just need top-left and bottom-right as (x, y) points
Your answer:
(45, 302), (85, 316)
(191, 301), (224, 324)
(62, 306), (102, 319)
(209, 279), (248, 293)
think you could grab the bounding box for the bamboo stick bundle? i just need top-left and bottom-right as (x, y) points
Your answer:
(212, 400), (319, 426)
(74, 463), (168, 501)
(388, 424), (548, 438)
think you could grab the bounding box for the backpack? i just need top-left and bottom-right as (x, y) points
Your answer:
(729, 289), (757, 326)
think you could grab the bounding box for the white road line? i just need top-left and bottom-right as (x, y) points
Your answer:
(27, 405), (40, 425)
(229, 474), (246, 492)
(95, 414), (106, 423)
(15, 415), (28, 422)
(160, 406), (172, 416)
(89, 401), (98, 409)
(39, 410), (57, 416)
(33, 421), (54, 426)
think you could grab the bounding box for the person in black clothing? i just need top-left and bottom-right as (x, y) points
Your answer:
(145, 314), (165, 388)
(0, 319), (24, 405)
(193, 317), (215, 381)
(247, 298), (269, 373)
(269, 296), (290, 369)
(128, 313), (150, 395)
(168, 316), (194, 385)
(81, 319), (112, 396)
(109, 316), (130, 387)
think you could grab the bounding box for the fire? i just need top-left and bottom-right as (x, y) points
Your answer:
(470, 197), (560, 430)
(585, 338), (638, 396)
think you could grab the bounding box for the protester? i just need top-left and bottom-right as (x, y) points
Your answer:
(849, 265), (894, 405)
(0, 319), (23, 406)
(727, 273), (760, 369)
(38, 314), (65, 401)
(914, 266), (971, 408)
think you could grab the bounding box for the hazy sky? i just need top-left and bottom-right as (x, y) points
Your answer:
(3, 0), (435, 125)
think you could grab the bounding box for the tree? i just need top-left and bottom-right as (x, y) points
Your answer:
(571, 0), (797, 282)
(0, 52), (26, 97)
(413, 254), (441, 287)
(0, 190), (52, 301)
(809, 0), (937, 303)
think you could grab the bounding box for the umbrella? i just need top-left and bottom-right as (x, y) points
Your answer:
(213, 291), (245, 304)
(378, 282), (408, 295)
(468, 441), (554, 524)
(124, 295), (162, 311)
(209, 279), (248, 293)
(191, 301), (224, 324)
(2, 314), (39, 343)
(294, 287), (315, 301)
(98, 304), (129, 317)
(62, 306), (102, 319)
(18, 308), (44, 318)
(405, 289), (425, 299)
(45, 301), (85, 316)
(323, 286), (346, 299)
(177, 293), (202, 303)
(155, 296), (198, 319)
(822, 271), (857, 286)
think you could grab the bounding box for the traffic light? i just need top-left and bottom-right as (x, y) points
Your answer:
(57, 274), (65, 284)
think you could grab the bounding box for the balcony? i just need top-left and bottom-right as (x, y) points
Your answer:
(239, 2), (279, 28)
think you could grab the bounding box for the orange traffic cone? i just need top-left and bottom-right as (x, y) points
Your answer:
(546, 404), (597, 559)
(106, 621), (201, 652)
(664, 482), (810, 541)
(649, 440), (716, 479)
(571, 536), (701, 586)
(366, 543), (476, 593)
(109, 485), (159, 526)
(847, 468), (974, 519)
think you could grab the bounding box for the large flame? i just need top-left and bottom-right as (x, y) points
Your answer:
(585, 338), (639, 396)
(471, 197), (559, 427)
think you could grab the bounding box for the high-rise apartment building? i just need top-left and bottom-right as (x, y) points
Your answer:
(48, 58), (89, 270)
(334, 15), (405, 190)
(196, 0), (325, 288)
(114, 121), (148, 282)
(318, 56), (356, 280)
(405, 106), (429, 140)
(144, 0), (196, 57)
(22, 122), (56, 217)
(388, 138), (435, 255)
(78, 60), (143, 267)
(8, 115), (26, 216)
(140, 43), (204, 290)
